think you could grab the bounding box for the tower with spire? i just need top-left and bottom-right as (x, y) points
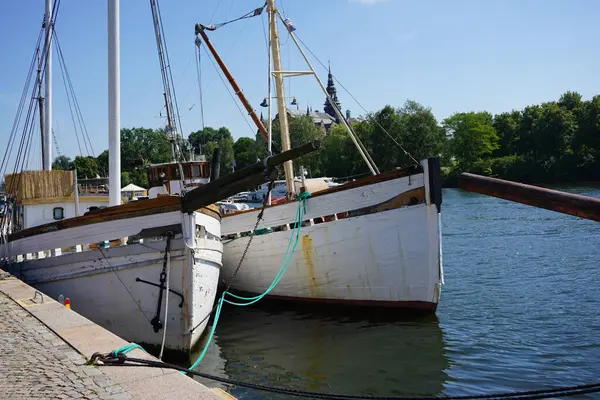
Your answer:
(323, 62), (341, 122)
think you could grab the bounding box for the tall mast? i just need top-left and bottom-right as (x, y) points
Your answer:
(267, 0), (294, 199)
(108, 0), (121, 206)
(37, 48), (46, 168)
(43, 0), (52, 171)
(150, 0), (178, 162)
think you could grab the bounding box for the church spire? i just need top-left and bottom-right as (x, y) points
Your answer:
(323, 62), (341, 122)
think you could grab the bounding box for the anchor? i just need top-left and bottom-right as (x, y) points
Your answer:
(135, 277), (185, 308)
(135, 231), (185, 333)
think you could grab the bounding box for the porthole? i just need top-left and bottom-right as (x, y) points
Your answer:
(53, 207), (64, 220)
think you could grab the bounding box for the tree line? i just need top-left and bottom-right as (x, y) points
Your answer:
(52, 90), (600, 188)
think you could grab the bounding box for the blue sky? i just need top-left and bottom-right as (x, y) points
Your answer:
(1, 0), (599, 166)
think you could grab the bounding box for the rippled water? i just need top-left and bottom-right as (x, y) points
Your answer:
(187, 188), (600, 399)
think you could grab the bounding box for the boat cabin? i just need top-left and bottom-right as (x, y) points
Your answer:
(146, 161), (212, 198)
(4, 170), (113, 231)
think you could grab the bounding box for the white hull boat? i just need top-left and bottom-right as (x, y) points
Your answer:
(221, 158), (443, 311)
(2, 198), (222, 351)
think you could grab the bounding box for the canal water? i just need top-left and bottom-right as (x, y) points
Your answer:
(187, 187), (600, 399)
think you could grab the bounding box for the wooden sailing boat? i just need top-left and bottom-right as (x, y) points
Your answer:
(1, 0), (320, 353)
(197, 0), (444, 311)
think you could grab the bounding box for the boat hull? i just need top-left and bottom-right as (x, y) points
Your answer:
(3, 209), (222, 352)
(220, 159), (443, 310)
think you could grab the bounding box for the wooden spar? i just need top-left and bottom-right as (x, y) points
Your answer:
(194, 24), (269, 142)
(267, 0), (295, 199)
(459, 173), (600, 222)
(181, 140), (321, 213)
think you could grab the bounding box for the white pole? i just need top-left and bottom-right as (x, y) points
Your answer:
(108, 0), (121, 206)
(43, 0), (53, 171)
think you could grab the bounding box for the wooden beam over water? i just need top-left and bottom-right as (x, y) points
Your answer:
(458, 173), (600, 222)
(181, 140), (321, 214)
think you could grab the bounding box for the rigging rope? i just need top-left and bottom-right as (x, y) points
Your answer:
(199, 44), (258, 136)
(292, 32), (419, 166)
(188, 179), (276, 335)
(104, 189), (310, 372)
(201, 2), (266, 32)
(54, 36), (85, 157)
(53, 29), (95, 157)
(1, 0), (62, 237)
(194, 39), (205, 133)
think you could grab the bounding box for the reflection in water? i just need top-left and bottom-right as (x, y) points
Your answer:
(184, 188), (600, 399)
(190, 305), (450, 399)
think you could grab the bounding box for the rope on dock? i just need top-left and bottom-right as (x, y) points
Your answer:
(89, 352), (600, 399)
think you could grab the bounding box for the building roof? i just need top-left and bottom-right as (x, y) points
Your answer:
(121, 183), (146, 192)
(286, 108), (335, 125)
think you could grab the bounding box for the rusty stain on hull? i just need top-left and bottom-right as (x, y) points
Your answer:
(301, 234), (319, 297)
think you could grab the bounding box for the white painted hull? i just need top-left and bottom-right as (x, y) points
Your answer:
(4, 211), (222, 351)
(220, 159), (443, 309)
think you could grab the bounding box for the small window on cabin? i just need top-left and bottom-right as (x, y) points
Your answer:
(53, 207), (64, 220)
(192, 166), (200, 177)
(171, 167), (180, 179)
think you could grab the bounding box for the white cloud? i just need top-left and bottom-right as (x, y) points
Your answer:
(349, 0), (389, 5)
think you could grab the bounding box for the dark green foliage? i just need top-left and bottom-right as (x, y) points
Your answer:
(51, 90), (600, 190)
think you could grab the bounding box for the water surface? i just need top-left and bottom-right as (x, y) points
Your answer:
(189, 187), (600, 399)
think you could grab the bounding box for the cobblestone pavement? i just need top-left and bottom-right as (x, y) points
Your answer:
(0, 294), (132, 400)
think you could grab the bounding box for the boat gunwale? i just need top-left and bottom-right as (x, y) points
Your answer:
(222, 163), (424, 218)
(7, 195), (221, 242)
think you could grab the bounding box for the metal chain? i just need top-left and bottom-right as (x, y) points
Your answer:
(224, 178), (274, 292)
(188, 178), (275, 334)
(150, 231), (174, 333)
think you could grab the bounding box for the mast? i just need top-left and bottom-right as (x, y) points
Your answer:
(194, 25), (269, 142)
(108, 0), (121, 206)
(267, 0), (294, 199)
(267, 8), (273, 206)
(274, 11), (379, 176)
(43, 0), (52, 171)
(37, 48), (46, 169)
(150, 0), (178, 162)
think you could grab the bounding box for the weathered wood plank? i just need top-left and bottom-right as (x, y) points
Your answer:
(180, 140), (321, 213)
(221, 173), (425, 235)
(459, 172), (600, 222)
(8, 197), (220, 242)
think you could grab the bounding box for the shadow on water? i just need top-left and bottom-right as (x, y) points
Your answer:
(185, 302), (450, 399)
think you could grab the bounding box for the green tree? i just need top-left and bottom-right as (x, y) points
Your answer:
(443, 112), (499, 169)
(396, 100), (445, 165)
(271, 115), (323, 176)
(120, 127), (171, 171)
(96, 150), (109, 176)
(493, 111), (522, 157)
(121, 171), (131, 187)
(190, 127), (235, 175)
(52, 155), (72, 170)
(233, 137), (261, 170)
(533, 102), (576, 161)
(320, 124), (358, 177)
(73, 156), (99, 179)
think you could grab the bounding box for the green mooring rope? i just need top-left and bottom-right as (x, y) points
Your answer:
(109, 192), (311, 372)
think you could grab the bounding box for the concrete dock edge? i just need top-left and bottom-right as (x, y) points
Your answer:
(0, 271), (233, 400)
